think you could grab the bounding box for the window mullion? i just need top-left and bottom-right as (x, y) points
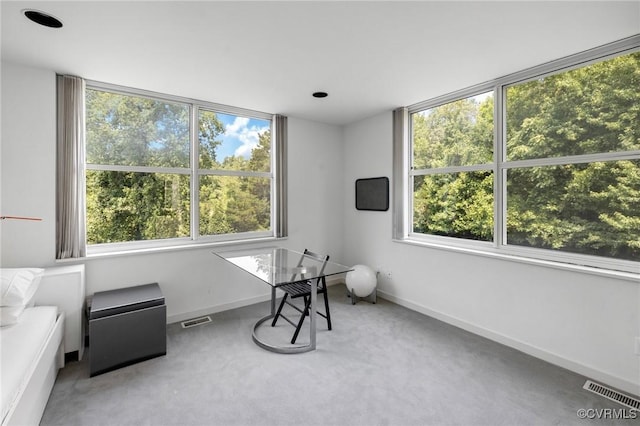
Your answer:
(190, 104), (199, 241)
(199, 169), (271, 178)
(86, 164), (191, 175)
(495, 85), (505, 249)
(503, 150), (640, 169)
(411, 163), (493, 176)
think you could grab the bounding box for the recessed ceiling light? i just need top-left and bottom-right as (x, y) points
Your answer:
(23, 9), (63, 28)
(312, 92), (328, 98)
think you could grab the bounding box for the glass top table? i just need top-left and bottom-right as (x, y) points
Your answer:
(213, 247), (353, 353)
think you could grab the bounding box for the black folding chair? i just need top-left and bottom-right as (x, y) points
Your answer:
(271, 249), (332, 344)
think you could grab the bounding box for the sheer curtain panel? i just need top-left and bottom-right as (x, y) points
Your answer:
(56, 74), (86, 259)
(392, 107), (408, 240)
(275, 114), (288, 238)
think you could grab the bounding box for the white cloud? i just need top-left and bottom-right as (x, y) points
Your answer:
(224, 116), (269, 158)
(225, 116), (250, 135)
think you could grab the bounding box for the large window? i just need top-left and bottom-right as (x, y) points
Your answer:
(411, 92), (494, 242)
(85, 84), (278, 250)
(402, 38), (639, 273)
(504, 56), (639, 262)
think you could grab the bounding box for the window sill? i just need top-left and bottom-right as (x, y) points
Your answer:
(393, 238), (640, 284)
(56, 236), (287, 263)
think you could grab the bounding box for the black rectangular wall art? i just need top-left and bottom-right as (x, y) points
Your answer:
(355, 177), (389, 211)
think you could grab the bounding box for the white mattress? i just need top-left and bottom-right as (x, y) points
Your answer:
(0, 306), (58, 422)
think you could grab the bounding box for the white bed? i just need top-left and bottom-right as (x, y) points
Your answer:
(0, 264), (84, 426)
(0, 307), (64, 426)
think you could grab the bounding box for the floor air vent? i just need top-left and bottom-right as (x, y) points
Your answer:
(181, 316), (212, 329)
(583, 380), (640, 411)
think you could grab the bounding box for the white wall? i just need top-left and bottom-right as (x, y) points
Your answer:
(1, 63), (56, 265)
(342, 111), (640, 395)
(0, 60), (345, 323)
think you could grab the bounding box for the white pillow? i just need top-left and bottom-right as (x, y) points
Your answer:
(0, 305), (26, 326)
(0, 268), (44, 307)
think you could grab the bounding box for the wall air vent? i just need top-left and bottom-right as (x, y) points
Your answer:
(583, 380), (640, 411)
(181, 316), (212, 329)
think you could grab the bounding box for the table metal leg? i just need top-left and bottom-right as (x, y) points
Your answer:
(270, 287), (276, 315)
(309, 277), (316, 350)
(252, 283), (318, 354)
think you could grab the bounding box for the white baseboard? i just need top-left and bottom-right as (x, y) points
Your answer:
(326, 276), (344, 286)
(167, 293), (271, 325)
(377, 289), (640, 397)
(169, 278), (345, 325)
(167, 276), (344, 324)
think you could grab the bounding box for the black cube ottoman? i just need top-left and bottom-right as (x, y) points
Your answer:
(89, 282), (166, 377)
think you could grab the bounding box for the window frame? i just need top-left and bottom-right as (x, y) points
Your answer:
(85, 81), (279, 255)
(408, 84), (496, 249)
(398, 35), (640, 274)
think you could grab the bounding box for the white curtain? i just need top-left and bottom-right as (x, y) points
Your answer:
(392, 107), (408, 240)
(274, 114), (288, 238)
(56, 75), (86, 259)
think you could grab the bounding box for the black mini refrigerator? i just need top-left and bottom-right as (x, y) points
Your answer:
(89, 283), (166, 377)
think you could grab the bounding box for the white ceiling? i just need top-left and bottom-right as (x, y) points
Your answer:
(2, 1), (639, 125)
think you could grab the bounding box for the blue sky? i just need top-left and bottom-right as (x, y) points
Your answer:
(216, 113), (270, 161)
